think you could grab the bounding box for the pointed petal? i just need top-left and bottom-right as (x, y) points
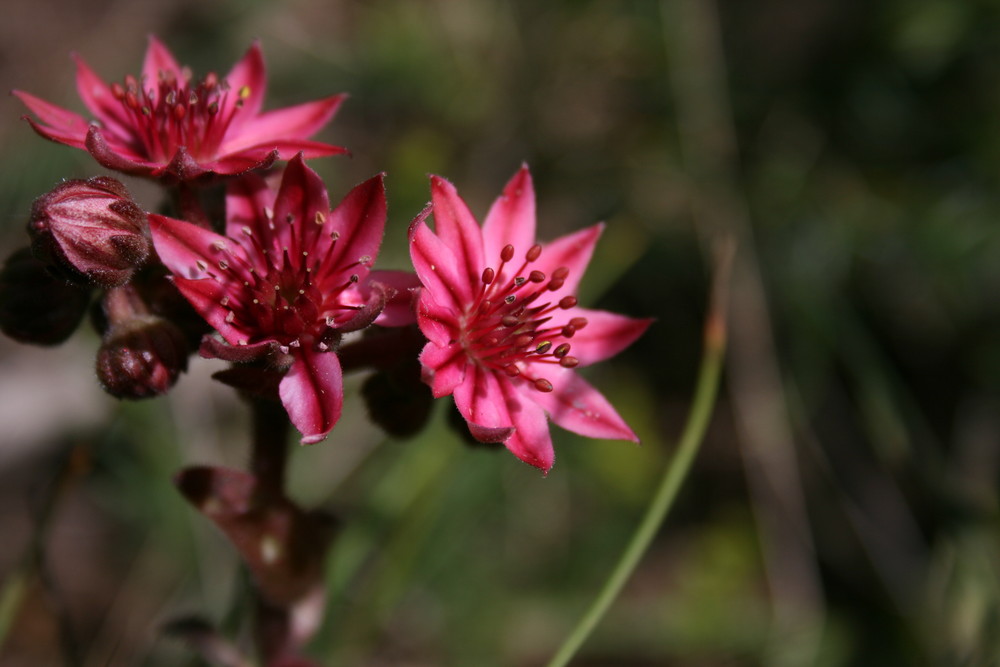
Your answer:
(499, 379), (555, 472)
(419, 341), (466, 398)
(454, 363), (511, 434)
(142, 36), (183, 89)
(430, 175), (485, 290)
(409, 219), (475, 312)
(367, 270), (421, 327)
(201, 146), (278, 178)
(545, 308), (653, 366)
(262, 154), (330, 257)
(222, 40), (266, 121)
(539, 223), (603, 297)
(85, 127), (158, 175)
(73, 54), (130, 133)
(224, 172), (276, 240)
(226, 139), (348, 161)
(149, 213), (238, 279)
(528, 367), (638, 442)
(20, 115), (88, 149)
(279, 347), (344, 445)
(482, 165), (536, 262)
(320, 173), (386, 279)
(221, 95), (347, 152)
(171, 276), (246, 345)
(415, 285), (460, 346)
(13, 90), (89, 135)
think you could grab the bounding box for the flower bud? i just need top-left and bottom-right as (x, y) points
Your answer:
(96, 315), (188, 399)
(29, 176), (150, 288)
(0, 247), (91, 345)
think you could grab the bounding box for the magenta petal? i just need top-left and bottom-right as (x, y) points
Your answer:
(415, 287), (460, 346)
(454, 364), (511, 433)
(499, 380), (555, 472)
(21, 115), (88, 149)
(548, 309), (653, 366)
(430, 176), (485, 290)
(271, 155), (332, 256)
(222, 95), (347, 152)
(409, 220), (475, 311)
(227, 139), (348, 161)
(85, 127), (158, 175)
(539, 223), (604, 297)
(222, 41), (266, 121)
(204, 146), (278, 178)
(279, 347), (344, 445)
(149, 213), (239, 279)
(321, 173), (386, 278)
(482, 165), (536, 262)
(73, 54), (130, 134)
(367, 270), (421, 327)
(529, 367), (638, 442)
(142, 35), (183, 87)
(171, 276), (247, 345)
(13, 90), (89, 136)
(224, 173), (276, 239)
(419, 341), (466, 398)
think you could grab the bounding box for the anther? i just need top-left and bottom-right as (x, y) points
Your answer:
(529, 270), (546, 283)
(533, 378), (554, 392)
(554, 343), (571, 358)
(559, 356), (579, 368)
(504, 364), (521, 377)
(501, 315), (519, 327)
(482, 267), (495, 285)
(547, 278), (565, 291)
(514, 277), (526, 286)
(561, 325), (576, 338)
(315, 212), (326, 225)
(501, 245), (515, 262)
(552, 267), (570, 280)
(504, 295), (517, 304)
(559, 296), (577, 309)
(536, 341), (552, 354)
(569, 317), (588, 329)
(239, 85), (251, 99)
(526, 244), (542, 262)
(514, 334), (534, 347)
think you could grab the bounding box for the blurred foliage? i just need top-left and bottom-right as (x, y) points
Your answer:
(0, 0), (998, 665)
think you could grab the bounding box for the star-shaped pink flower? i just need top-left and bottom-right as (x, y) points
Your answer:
(410, 166), (652, 472)
(149, 155), (408, 443)
(14, 37), (347, 182)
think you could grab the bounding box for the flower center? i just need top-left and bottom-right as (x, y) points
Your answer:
(461, 243), (587, 392)
(191, 210), (367, 351)
(111, 68), (249, 162)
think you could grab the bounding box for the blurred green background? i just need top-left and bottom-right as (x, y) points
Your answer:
(0, 0), (998, 665)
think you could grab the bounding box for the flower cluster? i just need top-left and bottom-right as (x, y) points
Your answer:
(9, 36), (650, 473)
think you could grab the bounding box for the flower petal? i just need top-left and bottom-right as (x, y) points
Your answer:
(222, 40), (266, 122)
(221, 95), (347, 152)
(499, 379), (555, 472)
(270, 154), (332, 257)
(454, 363), (510, 434)
(527, 367), (638, 442)
(142, 35), (183, 89)
(544, 308), (653, 366)
(318, 173), (386, 281)
(539, 223), (604, 297)
(419, 341), (466, 398)
(414, 285), (460, 346)
(279, 347), (344, 445)
(224, 173), (277, 240)
(73, 54), (131, 134)
(201, 146), (278, 178)
(409, 219), (475, 312)
(430, 175), (485, 291)
(367, 270), (421, 327)
(149, 213), (238, 279)
(171, 276), (247, 345)
(13, 90), (89, 136)
(482, 164), (536, 263)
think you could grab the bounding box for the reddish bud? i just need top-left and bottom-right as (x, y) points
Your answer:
(0, 247), (90, 345)
(96, 315), (189, 399)
(29, 176), (150, 288)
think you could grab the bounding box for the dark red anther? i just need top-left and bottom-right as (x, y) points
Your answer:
(561, 325), (576, 338)
(547, 278), (565, 292)
(529, 270), (546, 283)
(559, 356), (579, 368)
(111, 82), (126, 99)
(552, 266), (569, 280)
(533, 378), (554, 392)
(501, 244), (515, 262)
(482, 267), (495, 285)
(536, 341), (552, 354)
(554, 343), (571, 358)
(173, 103), (186, 120)
(504, 294), (516, 304)
(504, 364), (520, 377)
(514, 277), (526, 286)
(501, 315), (519, 327)
(559, 296), (577, 309)
(526, 244), (542, 262)
(569, 316), (589, 329)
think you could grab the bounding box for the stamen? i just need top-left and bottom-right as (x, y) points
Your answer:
(559, 296), (577, 309)
(533, 378), (553, 392)
(559, 356), (579, 368)
(526, 244), (542, 262)
(529, 270), (546, 283)
(554, 343), (571, 358)
(501, 245), (515, 262)
(482, 267), (495, 285)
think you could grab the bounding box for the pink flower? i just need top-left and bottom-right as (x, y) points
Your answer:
(410, 166), (652, 472)
(149, 154), (404, 444)
(14, 37), (347, 181)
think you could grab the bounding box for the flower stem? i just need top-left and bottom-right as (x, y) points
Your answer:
(544, 238), (733, 667)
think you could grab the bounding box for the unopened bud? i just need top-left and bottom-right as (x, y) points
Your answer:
(96, 315), (188, 399)
(0, 247), (90, 345)
(29, 176), (150, 288)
